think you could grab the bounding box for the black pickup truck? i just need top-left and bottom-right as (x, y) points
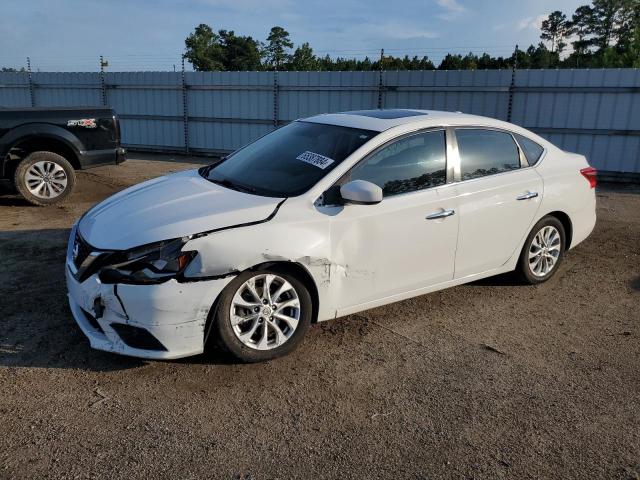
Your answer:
(0, 107), (126, 205)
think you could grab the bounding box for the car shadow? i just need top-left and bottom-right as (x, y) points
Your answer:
(0, 196), (33, 207)
(469, 272), (524, 287)
(0, 228), (242, 372)
(0, 228), (139, 372)
(630, 275), (640, 292)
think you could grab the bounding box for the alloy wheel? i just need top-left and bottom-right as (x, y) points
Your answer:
(25, 160), (68, 199)
(230, 273), (301, 351)
(528, 225), (561, 277)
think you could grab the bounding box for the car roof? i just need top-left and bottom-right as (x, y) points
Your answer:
(302, 109), (511, 132)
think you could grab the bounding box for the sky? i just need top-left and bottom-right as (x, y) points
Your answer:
(0, 0), (586, 71)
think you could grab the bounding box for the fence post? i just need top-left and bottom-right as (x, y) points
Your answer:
(181, 57), (190, 155)
(99, 55), (107, 106)
(273, 70), (279, 129)
(507, 44), (518, 122)
(26, 57), (35, 107)
(377, 48), (384, 109)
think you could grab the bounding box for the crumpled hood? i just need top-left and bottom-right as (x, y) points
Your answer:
(78, 169), (284, 250)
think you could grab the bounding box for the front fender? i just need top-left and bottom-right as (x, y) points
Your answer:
(181, 214), (336, 321)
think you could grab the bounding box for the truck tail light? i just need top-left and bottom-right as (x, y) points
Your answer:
(114, 116), (121, 143)
(580, 167), (597, 189)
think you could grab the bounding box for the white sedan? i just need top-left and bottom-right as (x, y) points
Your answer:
(66, 109), (597, 362)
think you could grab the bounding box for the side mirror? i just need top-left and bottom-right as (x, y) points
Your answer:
(340, 180), (383, 205)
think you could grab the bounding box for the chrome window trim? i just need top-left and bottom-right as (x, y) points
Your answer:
(450, 126), (547, 185)
(320, 124), (548, 205)
(326, 126), (450, 201)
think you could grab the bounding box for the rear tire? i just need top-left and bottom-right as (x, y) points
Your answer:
(212, 269), (312, 363)
(14, 151), (76, 206)
(517, 215), (566, 284)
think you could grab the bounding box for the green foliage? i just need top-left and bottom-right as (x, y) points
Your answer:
(184, 24), (261, 71)
(184, 1), (640, 71)
(218, 30), (262, 71)
(184, 24), (226, 71)
(541, 10), (571, 52)
(263, 26), (294, 70)
(289, 43), (318, 70)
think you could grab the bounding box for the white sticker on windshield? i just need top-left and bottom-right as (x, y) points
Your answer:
(296, 151), (335, 170)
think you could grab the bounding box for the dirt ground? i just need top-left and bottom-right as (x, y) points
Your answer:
(0, 153), (638, 480)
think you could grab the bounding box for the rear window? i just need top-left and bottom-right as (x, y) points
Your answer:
(514, 133), (544, 165)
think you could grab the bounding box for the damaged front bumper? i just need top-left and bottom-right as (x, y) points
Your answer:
(65, 225), (233, 360)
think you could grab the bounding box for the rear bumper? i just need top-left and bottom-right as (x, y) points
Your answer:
(78, 147), (126, 169)
(116, 147), (126, 164)
(569, 189), (597, 250)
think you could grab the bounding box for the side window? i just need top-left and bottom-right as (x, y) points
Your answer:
(349, 130), (447, 197)
(456, 129), (521, 181)
(514, 133), (544, 165)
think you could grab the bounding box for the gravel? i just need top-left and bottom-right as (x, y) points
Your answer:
(0, 154), (638, 479)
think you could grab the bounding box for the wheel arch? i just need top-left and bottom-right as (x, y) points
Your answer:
(203, 259), (321, 348)
(250, 260), (320, 324)
(544, 210), (573, 249)
(1, 125), (83, 178)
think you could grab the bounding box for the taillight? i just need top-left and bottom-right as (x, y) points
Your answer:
(113, 115), (121, 143)
(580, 167), (597, 188)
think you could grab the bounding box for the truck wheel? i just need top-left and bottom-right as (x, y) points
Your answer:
(14, 151), (76, 206)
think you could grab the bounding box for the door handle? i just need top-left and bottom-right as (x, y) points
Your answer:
(426, 209), (455, 220)
(516, 192), (539, 200)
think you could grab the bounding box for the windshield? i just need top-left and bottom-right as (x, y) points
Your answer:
(202, 121), (377, 197)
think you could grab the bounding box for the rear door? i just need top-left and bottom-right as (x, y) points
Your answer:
(451, 128), (543, 279)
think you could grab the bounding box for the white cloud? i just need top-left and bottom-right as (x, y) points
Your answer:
(437, 0), (466, 13)
(436, 0), (467, 20)
(517, 14), (546, 32)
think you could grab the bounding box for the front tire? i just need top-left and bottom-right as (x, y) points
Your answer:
(14, 151), (76, 206)
(212, 269), (312, 362)
(517, 215), (566, 284)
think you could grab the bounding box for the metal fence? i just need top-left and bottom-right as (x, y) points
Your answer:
(1, 69), (639, 174)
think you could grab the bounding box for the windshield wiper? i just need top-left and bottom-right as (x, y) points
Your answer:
(210, 177), (257, 194)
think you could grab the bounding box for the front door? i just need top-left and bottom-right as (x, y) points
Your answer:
(323, 129), (459, 311)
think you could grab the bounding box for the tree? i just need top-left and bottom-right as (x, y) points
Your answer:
(409, 55), (435, 70)
(218, 30), (262, 70)
(589, 0), (626, 49)
(529, 43), (560, 68)
(541, 10), (571, 53)
(182, 1), (640, 73)
(477, 53), (509, 69)
(264, 26), (293, 70)
(438, 54), (464, 69)
(616, 0), (640, 48)
(622, 23), (640, 66)
(184, 25), (262, 71)
(184, 24), (225, 71)
(569, 5), (596, 55)
(289, 42), (318, 70)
